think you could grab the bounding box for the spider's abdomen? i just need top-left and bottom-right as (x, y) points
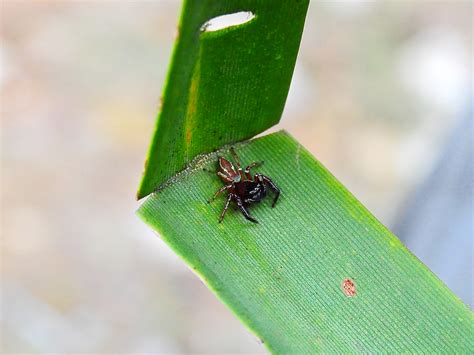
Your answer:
(217, 157), (240, 183)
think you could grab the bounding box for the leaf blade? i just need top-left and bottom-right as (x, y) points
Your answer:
(137, 0), (309, 199)
(138, 131), (473, 353)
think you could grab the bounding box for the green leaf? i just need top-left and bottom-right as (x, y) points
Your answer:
(137, 0), (309, 199)
(138, 131), (472, 353)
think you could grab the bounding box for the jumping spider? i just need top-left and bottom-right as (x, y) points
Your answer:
(209, 148), (280, 223)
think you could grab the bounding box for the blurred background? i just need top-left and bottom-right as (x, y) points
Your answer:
(1, 0), (472, 353)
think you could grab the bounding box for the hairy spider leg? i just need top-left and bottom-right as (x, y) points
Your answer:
(209, 184), (232, 203)
(234, 194), (259, 223)
(258, 174), (280, 207)
(230, 147), (246, 181)
(219, 193), (233, 223)
(229, 147), (241, 167)
(244, 161), (264, 180)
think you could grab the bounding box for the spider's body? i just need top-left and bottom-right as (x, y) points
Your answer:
(210, 148), (280, 223)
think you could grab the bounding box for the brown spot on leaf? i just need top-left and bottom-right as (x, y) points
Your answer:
(185, 128), (192, 145)
(341, 278), (356, 297)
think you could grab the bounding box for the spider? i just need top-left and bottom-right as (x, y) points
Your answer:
(208, 148), (280, 224)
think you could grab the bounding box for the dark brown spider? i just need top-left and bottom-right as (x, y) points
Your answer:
(209, 148), (280, 223)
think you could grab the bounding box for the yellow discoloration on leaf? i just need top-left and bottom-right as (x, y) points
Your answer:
(389, 238), (403, 248)
(184, 57), (201, 157)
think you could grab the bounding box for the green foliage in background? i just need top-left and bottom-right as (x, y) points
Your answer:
(139, 132), (472, 352)
(137, 0), (309, 199)
(137, 0), (473, 352)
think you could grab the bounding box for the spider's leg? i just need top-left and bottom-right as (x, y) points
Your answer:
(218, 193), (233, 223)
(230, 147), (246, 180)
(244, 161), (264, 179)
(209, 184), (231, 203)
(260, 174), (280, 207)
(230, 147), (242, 168)
(234, 195), (258, 224)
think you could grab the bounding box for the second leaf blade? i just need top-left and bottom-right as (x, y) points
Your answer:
(137, 0), (309, 199)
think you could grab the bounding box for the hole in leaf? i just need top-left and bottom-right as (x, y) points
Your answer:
(200, 11), (255, 32)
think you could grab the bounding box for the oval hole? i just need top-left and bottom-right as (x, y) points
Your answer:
(200, 11), (255, 32)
